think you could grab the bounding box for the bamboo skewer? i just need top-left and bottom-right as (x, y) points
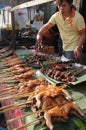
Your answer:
(7, 106), (54, 124)
(0, 89), (17, 97)
(0, 87), (16, 93)
(0, 79), (19, 84)
(13, 116), (43, 130)
(0, 84), (21, 93)
(0, 62), (9, 65)
(0, 87), (67, 113)
(0, 91), (36, 101)
(0, 84), (66, 101)
(13, 103), (62, 130)
(0, 74), (14, 78)
(8, 106), (56, 130)
(0, 64), (11, 67)
(0, 71), (9, 74)
(0, 100), (32, 113)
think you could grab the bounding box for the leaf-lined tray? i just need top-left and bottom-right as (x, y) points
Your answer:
(36, 63), (86, 85)
(72, 73), (86, 85)
(25, 53), (60, 69)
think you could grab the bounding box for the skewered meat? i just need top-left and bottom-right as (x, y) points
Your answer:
(17, 79), (45, 94)
(2, 54), (18, 62)
(3, 57), (20, 63)
(32, 85), (86, 130)
(6, 60), (23, 66)
(6, 64), (27, 72)
(26, 54), (48, 65)
(0, 46), (10, 53)
(0, 50), (14, 59)
(9, 70), (35, 81)
(10, 67), (32, 75)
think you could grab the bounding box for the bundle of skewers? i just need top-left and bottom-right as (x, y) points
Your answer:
(0, 46), (15, 59)
(0, 47), (86, 130)
(0, 47), (36, 129)
(0, 82), (86, 130)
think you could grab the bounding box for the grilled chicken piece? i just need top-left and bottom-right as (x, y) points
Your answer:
(10, 70), (35, 80)
(44, 100), (86, 130)
(18, 79), (45, 94)
(4, 57), (21, 63)
(7, 60), (23, 66)
(6, 64), (27, 72)
(33, 86), (86, 130)
(35, 85), (71, 109)
(11, 67), (32, 75)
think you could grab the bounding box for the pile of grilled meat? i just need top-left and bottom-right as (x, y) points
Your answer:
(0, 46), (86, 130)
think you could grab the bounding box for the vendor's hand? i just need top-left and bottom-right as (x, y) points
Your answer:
(74, 46), (81, 60)
(36, 34), (42, 44)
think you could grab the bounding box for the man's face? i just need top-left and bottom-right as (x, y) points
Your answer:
(56, 0), (72, 15)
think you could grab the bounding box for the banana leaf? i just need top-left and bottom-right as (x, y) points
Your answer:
(38, 62), (86, 85)
(33, 116), (86, 130)
(24, 106), (86, 130)
(72, 116), (86, 130)
(72, 73), (86, 85)
(36, 70), (57, 84)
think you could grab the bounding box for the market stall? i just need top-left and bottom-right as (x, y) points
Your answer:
(0, 0), (86, 130)
(0, 46), (86, 130)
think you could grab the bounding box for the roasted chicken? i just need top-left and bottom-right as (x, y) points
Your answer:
(31, 85), (86, 130)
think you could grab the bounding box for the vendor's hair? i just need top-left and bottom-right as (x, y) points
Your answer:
(58, 0), (76, 10)
(58, 0), (73, 4)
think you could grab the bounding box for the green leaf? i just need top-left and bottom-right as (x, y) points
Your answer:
(36, 70), (56, 85)
(72, 73), (86, 85)
(72, 116), (86, 130)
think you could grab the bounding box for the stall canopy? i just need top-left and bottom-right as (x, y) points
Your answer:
(10, 0), (54, 11)
(0, 0), (54, 9)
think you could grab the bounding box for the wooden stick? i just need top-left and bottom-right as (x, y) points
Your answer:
(13, 116), (43, 130)
(0, 91), (36, 101)
(0, 74), (14, 78)
(0, 100), (32, 113)
(0, 87), (16, 93)
(0, 89), (17, 97)
(0, 80), (19, 84)
(7, 106), (54, 124)
(0, 84), (66, 101)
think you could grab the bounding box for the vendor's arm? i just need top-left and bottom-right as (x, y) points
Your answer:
(74, 30), (86, 60)
(36, 22), (54, 44)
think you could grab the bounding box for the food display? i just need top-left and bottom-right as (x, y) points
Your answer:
(25, 53), (60, 68)
(40, 62), (86, 85)
(0, 46), (86, 130)
(46, 63), (77, 83)
(29, 84), (86, 130)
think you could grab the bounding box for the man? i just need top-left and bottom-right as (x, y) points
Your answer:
(37, 0), (86, 62)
